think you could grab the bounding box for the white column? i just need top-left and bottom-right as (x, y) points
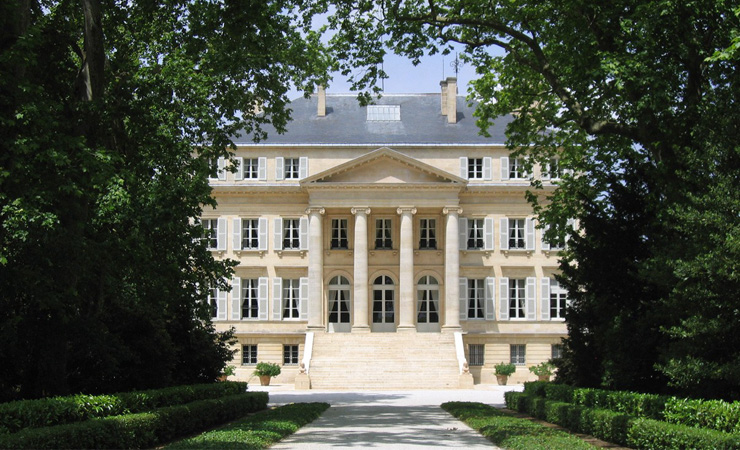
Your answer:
(397, 207), (417, 331)
(443, 206), (463, 331)
(306, 207), (325, 330)
(351, 207), (371, 332)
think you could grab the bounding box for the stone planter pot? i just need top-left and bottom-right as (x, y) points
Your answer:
(496, 374), (509, 385)
(259, 375), (272, 386)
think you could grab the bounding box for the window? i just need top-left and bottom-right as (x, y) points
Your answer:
(208, 286), (218, 318)
(417, 276), (439, 324)
(375, 218), (392, 249)
(241, 279), (259, 319)
(201, 219), (218, 249)
(552, 344), (563, 360)
(242, 345), (257, 365)
(372, 276), (395, 325)
(546, 158), (562, 180)
(467, 279), (485, 319)
(328, 276), (351, 324)
(550, 279), (568, 319)
(468, 158), (483, 179)
(366, 105), (401, 121)
(467, 219), (484, 250)
(283, 345), (299, 365)
(331, 219), (349, 249)
(508, 219), (526, 249)
(469, 344), (485, 366)
(284, 158), (300, 179)
(209, 157), (225, 181)
(240, 219), (259, 250)
(242, 158), (259, 179)
(510, 344), (526, 365)
(509, 157), (526, 179)
(419, 219), (437, 249)
(509, 279), (526, 319)
(282, 279), (300, 319)
(283, 219), (300, 249)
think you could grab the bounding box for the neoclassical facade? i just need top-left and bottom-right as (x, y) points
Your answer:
(204, 79), (568, 388)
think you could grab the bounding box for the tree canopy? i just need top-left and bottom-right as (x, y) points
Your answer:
(323, 0), (740, 398)
(0, 0), (330, 400)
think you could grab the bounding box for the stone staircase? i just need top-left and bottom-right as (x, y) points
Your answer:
(307, 332), (460, 389)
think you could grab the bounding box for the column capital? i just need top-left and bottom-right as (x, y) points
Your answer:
(305, 207), (325, 215)
(443, 206), (463, 215)
(396, 206), (417, 215)
(351, 207), (371, 216)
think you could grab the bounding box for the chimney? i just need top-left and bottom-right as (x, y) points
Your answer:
(317, 85), (326, 117)
(440, 80), (448, 116)
(446, 77), (457, 124)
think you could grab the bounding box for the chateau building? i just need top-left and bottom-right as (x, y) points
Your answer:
(204, 78), (568, 388)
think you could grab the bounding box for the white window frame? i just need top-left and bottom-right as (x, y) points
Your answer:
(375, 218), (393, 249)
(469, 344), (485, 366)
(509, 157), (527, 179)
(242, 344), (257, 365)
(552, 344), (564, 360)
(501, 217), (534, 251)
(509, 278), (526, 319)
(331, 218), (349, 249)
(418, 218), (437, 250)
(283, 218), (301, 250)
(283, 344), (299, 365)
(510, 344), (526, 365)
(241, 278), (260, 319)
(467, 218), (485, 250)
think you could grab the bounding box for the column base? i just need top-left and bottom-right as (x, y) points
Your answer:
(351, 326), (371, 334)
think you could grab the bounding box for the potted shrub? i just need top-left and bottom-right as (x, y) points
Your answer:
(529, 361), (555, 381)
(494, 362), (516, 385)
(218, 365), (236, 382)
(253, 362), (281, 386)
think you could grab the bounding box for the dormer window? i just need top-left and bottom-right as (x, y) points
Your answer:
(367, 105), (401, 121)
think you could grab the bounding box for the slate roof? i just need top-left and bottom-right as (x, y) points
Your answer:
(233, 94), (513, 146)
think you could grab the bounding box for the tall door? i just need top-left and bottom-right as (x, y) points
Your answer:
(328, 276), (351, 332)
(372, 275), (395, 332)
(417, 275), (440, 332)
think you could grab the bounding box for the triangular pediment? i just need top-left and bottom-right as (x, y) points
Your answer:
(301, 147), (467, 187)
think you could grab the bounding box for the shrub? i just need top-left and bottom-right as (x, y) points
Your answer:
(494, 362), (517, 376)
(529, 361), (555, 377)
(523, 381), (548, 397)
(504, 391), (527, 412)
(627, 417), (740, 450)
(544, 384), (575, 403)
(663, 397), (740, 434)
(252, 362), (281, 378)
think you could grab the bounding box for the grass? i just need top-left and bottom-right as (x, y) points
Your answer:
(164, 402), (330, 449)
(442, 402), (596, 450)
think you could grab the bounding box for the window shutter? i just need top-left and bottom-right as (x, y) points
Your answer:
(258, 218), (268, 251)
(234, 157), (244, 181)
(526, 277), (536, 320)
(484, 218), (494, 250)
(525, 218), (535, 250)
(485, 277), (495, 320)
(459, 157), (468, 179)
(541, 223), (551, 251)
(217, 284), (227, 321)
(231, 278), (241, 320)
(232, 218), (242, 251)
(483, 157), (492, 181)
(299, 157), (308, 179)
(458, 218), (468, 251)
(216, 218), (227, 251)
(459, 277), (468, 321)
(272, 277), (282, 320)
(258, 157), (267, 181)
(299, 217), (308, 250)
(499, 277), (509, 320)
(275, 157), (284, 180)
(500, 218), (509, 250)
(273, 218), (283, 251)
(217, 157), (226, 181)
(258, 277), (268, 320)
(500, 157), (510, 180)
(541, 277), (551, 320)
(299, 277), (308, 320)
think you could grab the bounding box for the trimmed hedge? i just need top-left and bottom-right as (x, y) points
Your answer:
(0, 382), (247, 434)
(0, 392), (267, 449)
(663, 397), (740, 434)
(627, 417), (740, 450)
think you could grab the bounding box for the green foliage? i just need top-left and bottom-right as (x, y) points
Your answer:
(663, 397), (740, 434)
(443, 402), (595, 450)
(252, 362), (281, 378)
(0, 392), (267, 449)
(0, 382), (247, 434)
(494, 362), (516, 376)
(165, 402), (330, 449)
(627, 418), (740, 450)
(529, 362), (555, 377)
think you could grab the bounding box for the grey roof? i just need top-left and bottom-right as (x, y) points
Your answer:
(233, 94), (513, 146)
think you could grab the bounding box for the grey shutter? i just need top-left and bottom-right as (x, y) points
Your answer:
(541, 277), (551, 320)
(458, 218), (468, 251)
(231, 278), (241, 320)
(258, 218), (268, 251)
(459, 157), (468, 179)
(232, 218), (242, 251)
(500, 157), (510, 180)
(273, 218), (283, 251)
(272, 277), (283, 320)
(216, 218), (227, 251)
(459, 277), (468, 321)
(541, 223), (551, 251)
(217, 285), (227, 321)
(299, 277), (308, 320)
(526, 277), (536, 320)
(499, 277), (509, 320)
(299, 217), (308, 250)
(275, 157), (284, 180)
(258, 157), (267, 181)
(483, 157), (492, 181)
(525, 218), (535, 250)
(234, 157), (244, 181)
(258, 277), (268, 320)
(217, 157), (226, 181)
(500, 218), (509, 250)
(484, 218), (494, 250)
(485, 277), (495, 320)
(299, 157), (308, 179)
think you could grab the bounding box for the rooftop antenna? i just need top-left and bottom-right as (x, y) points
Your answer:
(450, 52), (463, 77)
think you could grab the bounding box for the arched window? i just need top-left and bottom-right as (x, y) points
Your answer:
(328, 276), (351, 324)
(372, 276), (395, 324)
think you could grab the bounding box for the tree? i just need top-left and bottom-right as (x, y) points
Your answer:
(323, 0), (740, 398)
(0, 0), (330, 400)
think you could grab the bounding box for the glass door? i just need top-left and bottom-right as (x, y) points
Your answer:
(372, 275), (395, 332)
